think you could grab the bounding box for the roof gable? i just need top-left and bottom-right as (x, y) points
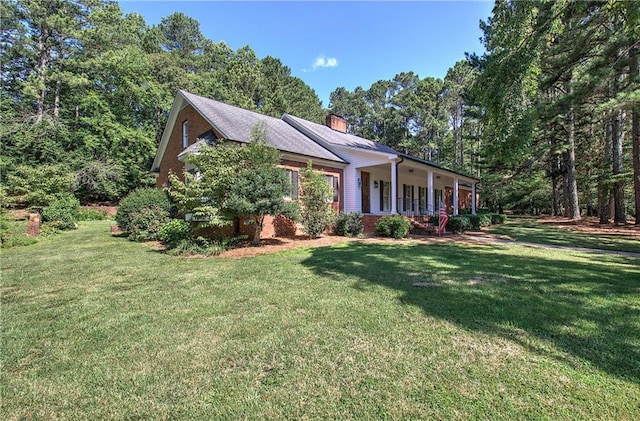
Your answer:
(178, 91), (344, 163)
(282, 113), (398, 155)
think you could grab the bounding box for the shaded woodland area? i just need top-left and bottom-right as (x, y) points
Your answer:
(1, 0), (638, 224)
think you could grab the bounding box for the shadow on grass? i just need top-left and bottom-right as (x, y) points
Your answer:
(301, 241), (640, 383)
(489, 220), (640, 254)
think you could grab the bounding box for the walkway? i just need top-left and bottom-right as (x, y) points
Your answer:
(461, 233), (640, 259)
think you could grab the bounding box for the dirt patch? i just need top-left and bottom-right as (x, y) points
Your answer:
(218, 235), (356, 258)
(535, 216), (640, 237)
(218, 232), (482, 259)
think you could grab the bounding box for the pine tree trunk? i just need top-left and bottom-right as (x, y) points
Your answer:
(53, 79), (61, 119)
(35, 26), (50, 122)
(599, 119), (613, 223)
(612, 109), (626, 224)
(631, 40), (640, 225)
(564, 76), (581, 220)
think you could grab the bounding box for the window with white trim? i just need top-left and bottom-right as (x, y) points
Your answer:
(284, 169), (299, 199)
(381, 181), (390, 212)
(323, 175), (339, 202)
(182, 120), (189, 148)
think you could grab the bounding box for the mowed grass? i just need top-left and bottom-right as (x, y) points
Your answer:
(488, 216), (640, 254)
(2, 221), (639, 419)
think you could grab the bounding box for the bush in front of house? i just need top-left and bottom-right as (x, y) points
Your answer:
(446, 215), (472, 233)
(127, 207), (170, 242)
(468, 214), (492, 230)
(334, 212), (363, 237)
(375, 214), (411, 239)
(299, 162), (334, 239)
(116, 188), (172, 235)
(490, 213), (507, 224)
(159, 218), (193, 249)
(41, 194), (80, 231)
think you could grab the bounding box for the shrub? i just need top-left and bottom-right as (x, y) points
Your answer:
(159, 219), (193, 249)
(490, 213), (507, 224)
(116, 188), (172, 234)
(78, 209), (110, 221)
(446, 215), (472, 233)
(166, 235), (247, 257)
(334, 212), (363, 237)
(72, 160), (125, 203)
(3, 164), (74, 207)
(41, 194), (80, 230)
(299, 162), (334, 238)
(468, 214), (492, 230)
(128, 207), (169, 242)
(375, 214), (411, 239)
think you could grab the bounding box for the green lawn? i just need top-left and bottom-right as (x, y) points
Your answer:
(2, 221), (639, 419)
(487, 216), (640, 254)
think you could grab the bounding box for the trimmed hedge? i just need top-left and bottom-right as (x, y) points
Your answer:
(490, 213), (507, 224)
(446, 215), (472, 233)
(159, 219), (193, 249)
(375, 214), (411, 239)
(334, 212), (363, 237)
(445, 212), (506, 233)
(468, 214), (492, 230)
(116, 188), (172, 234)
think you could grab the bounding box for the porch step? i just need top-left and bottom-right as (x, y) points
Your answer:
(409, 219), (437, 236)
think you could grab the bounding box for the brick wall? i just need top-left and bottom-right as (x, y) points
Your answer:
(362, 215), (382, 235)
(156, 105), (221, 188)
(157, 107), (345, 240)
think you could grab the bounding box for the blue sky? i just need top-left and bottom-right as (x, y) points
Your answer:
(119, 1), (494, 107)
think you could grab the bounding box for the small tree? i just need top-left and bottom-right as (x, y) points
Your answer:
(168, 122), (298, 245)
(299, 161), (335, 238)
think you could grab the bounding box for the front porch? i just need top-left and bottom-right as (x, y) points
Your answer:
(351, 157), (479, 218)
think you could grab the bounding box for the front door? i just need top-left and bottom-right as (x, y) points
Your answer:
(361, 171), (370, 213)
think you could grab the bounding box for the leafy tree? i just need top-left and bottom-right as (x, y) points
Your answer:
(168, 123), (299, 245)
(299, 162), (335, 238)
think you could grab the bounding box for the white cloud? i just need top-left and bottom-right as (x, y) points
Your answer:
(303, 56), (339, 72)
(313, 56), (338, 69)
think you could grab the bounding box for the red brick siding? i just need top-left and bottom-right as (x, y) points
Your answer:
(362, 215), (383, 235)
(157, 107), (345, 239)
(156, 105), (221, 188)
(444, 187), (475, 213)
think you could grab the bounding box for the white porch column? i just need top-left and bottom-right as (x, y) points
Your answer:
(391, 160), (397, 213)
(453, 177), (459, 216)
(427, 170), (434, 215)
(471, 183), (477, 215)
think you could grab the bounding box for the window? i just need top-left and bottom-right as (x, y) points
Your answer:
(182, 120), (189, 148)
(418, 186), (426, 213)
(380, 180), (390, 212)
(403, 184), (414, 212)
(285, 169), (299, 199)
(323, 175), (339, 202)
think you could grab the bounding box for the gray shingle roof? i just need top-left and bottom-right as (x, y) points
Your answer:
(179, 90), (345, 163)
(282, 113), (398, 155)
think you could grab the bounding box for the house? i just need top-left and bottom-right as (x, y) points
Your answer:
(151, 90), (479, 236)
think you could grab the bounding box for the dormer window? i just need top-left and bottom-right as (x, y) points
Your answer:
(182, 120), (189, 148)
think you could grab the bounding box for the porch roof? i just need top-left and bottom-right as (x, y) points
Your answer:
(398, 153), (479, 182)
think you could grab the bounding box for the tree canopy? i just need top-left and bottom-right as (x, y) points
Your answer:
(2, 0), (638, 224)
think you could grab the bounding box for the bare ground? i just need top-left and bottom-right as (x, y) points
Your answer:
(220, 216), (640, 258)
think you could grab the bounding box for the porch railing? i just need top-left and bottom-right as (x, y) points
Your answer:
(396, 198), (436, 218)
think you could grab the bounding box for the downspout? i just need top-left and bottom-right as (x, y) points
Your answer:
(395, 156), (404, 214)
